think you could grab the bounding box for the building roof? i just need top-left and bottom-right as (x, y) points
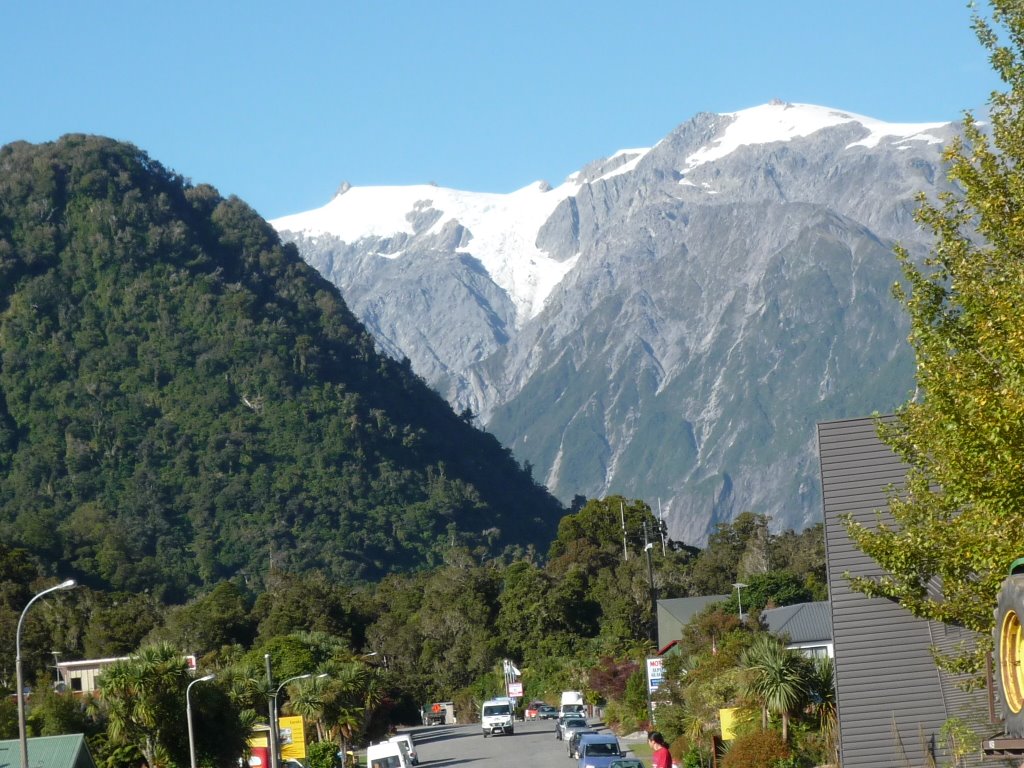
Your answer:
(0, 734), (97, 768)
(658, 595), (729, 624)
(761, 601), (832, 643)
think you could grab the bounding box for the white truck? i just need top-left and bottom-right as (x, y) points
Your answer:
(480, 696), (514, 737)
(559, 690), (586, 718)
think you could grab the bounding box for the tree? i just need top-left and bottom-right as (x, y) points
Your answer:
(98, 644), (192, 768)
(740, 634), (810, 742)
(98, 643), (246, 768)
(845, 2), (1024, 650)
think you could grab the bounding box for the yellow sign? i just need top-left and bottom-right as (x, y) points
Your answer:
(279, 716), (307, 760)
(719, 707), (739, 740)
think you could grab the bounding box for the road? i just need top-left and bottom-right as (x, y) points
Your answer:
(405, 719), (631, 768)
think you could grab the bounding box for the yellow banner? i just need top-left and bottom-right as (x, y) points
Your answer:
(279, 716), (307, 759)
(719, 707), (738, 741)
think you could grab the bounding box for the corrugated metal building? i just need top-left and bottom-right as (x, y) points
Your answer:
(656, 595), (729, 652)
(0, 734), (97, 768)
(817, 416), (992, 768)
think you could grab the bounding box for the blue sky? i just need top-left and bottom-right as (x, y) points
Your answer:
(1, 1), (1002, 220)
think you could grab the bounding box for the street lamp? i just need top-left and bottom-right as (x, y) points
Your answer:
(16, 579), (75, 768)
(265, 661), (328, 768)
(187, 674), (215, 768)
(733, 582), (748, 621)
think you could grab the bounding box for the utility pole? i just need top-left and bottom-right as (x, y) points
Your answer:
(621, 501), (628, 561)
(644, 522), (657, 643)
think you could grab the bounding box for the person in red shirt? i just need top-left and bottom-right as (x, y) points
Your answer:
(648, 731), (672, 768)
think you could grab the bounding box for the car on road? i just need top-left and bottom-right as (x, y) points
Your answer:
(557, 716), (590, 742)
(576, 734), (625, 768)
(537, 705), (558, 719)
(525, 701), (546, 720)
(568, 728), (600, 758)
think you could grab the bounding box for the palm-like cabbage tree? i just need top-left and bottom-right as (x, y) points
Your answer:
(807, 656), (837, 763)
(99, 644), (191, 768)
(740, 634), (810, 741)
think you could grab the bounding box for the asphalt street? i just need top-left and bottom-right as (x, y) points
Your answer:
(404, 719), (633, 768)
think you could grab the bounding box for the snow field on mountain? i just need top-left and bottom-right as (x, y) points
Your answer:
(272, 179), (583, 322)
(682, 102), (947, 171)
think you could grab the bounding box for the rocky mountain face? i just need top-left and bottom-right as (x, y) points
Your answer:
(273, 102), (962, 544)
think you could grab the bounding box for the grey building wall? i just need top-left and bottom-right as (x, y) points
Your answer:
(818, 416), (992, 768)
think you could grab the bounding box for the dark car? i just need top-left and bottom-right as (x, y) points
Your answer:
(556, 716), (589, 741)
(568, 728), (600, 758)
(576, 734), (624, 768)
(538, 704), (559, 720)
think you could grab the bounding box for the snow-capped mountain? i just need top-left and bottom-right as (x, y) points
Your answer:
(272, 101), (962, 544)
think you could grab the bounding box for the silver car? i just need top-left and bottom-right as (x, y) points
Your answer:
(557, 716), (590, 742)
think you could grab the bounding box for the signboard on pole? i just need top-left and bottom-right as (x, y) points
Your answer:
(646, 657), (664, 693)
(507, 681), (523, 698)
(279, 715), (307, 760)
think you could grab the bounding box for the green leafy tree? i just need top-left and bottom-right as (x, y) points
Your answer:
(845, 2), (1024, 649)
(686, 513), (770, 595)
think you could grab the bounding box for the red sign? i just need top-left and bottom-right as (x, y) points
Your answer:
(507, 681), (523, 698)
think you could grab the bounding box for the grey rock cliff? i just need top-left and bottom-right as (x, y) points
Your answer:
(275, 105), (961, 544)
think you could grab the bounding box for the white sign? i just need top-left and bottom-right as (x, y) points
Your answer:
(507, 681), (523, 697)
(646, 657), (664, 692)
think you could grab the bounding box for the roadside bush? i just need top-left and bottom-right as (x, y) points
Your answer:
(307, 740), (341, 768)
(720, 730), (790, 768)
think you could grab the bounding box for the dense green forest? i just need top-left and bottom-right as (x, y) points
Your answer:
(0, 135), (565, 598)
(1, 501), (828, 767)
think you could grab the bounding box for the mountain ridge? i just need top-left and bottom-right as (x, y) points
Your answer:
(273, 102), (960, 543)
(0, 135), (565, 596)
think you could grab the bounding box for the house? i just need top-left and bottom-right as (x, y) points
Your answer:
(760, 601), (833, 658)
(57, 653), (196, 694)
(0, 734), (98, 768)
(818, 416), (990, 768)
(56, 656), (129, 694)
(656, 595), (729, 652)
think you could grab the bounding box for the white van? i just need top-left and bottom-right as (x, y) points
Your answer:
(480, 696), (514, 737)
(388, 733), (418, 765)
(367, 740), (411, 768)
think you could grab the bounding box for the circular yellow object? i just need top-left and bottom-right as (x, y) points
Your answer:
(1000, 608), (1024, 714)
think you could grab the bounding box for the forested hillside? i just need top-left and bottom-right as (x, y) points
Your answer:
(0, 135), (564, 599)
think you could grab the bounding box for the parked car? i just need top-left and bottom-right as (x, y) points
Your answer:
(576, 734), (624, 768)
(525, 701), (546, 720)
(568, 728), (600, 758)
(557, 716), (589, 742)
(538, 704), (559, 719)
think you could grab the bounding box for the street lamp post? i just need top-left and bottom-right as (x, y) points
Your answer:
(265, 655), (281, 768)
(16, 579), (75, 768)
(733, 582), (748, 621)
(187, 674), (215, 768)
(266, 661), (327, 768)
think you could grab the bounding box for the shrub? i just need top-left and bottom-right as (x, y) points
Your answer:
(720, 730), (790, 768)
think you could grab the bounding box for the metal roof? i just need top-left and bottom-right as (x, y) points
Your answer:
(0, 734), (97, 768)
(658, 595), (729, 624)
(761, 600), (832, 643)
